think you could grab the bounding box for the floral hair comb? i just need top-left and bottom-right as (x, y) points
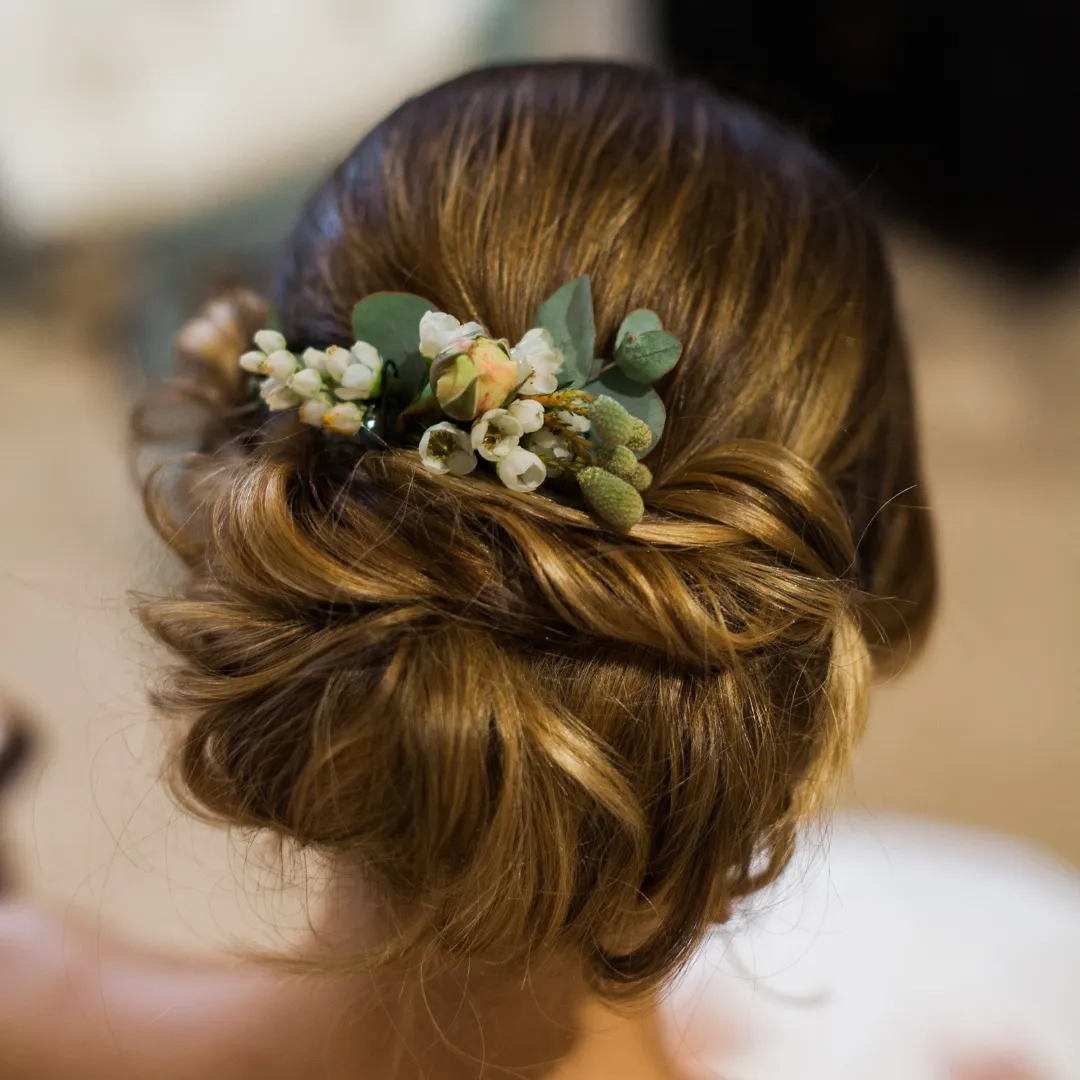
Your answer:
(239, 277), (682, 529)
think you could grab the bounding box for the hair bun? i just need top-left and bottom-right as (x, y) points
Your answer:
(134, 62), (935, 997)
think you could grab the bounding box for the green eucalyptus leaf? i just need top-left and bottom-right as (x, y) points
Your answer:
(352, 292), (436, 402)
(534, 275), (595, 389)
(583, 368), (666, 459)
(351, 292), (435, 361)
(615, 309), (662, 348)
(614, 329), (683, 384)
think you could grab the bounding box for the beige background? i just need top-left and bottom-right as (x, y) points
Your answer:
(0, 230), (1077, 952)
(848, 236), (1080, 864)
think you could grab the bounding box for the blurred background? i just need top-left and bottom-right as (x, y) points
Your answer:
(0, 0), (1076, 951)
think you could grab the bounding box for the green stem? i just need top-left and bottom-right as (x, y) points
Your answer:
(537, 453), (592, 476)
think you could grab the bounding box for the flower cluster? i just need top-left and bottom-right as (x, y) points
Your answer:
(417, 312), (591, 493)
(237, 278), (680, 531)
(241, 330), (383, 436)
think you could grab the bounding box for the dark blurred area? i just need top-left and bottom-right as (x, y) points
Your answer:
(0, 703), (34, 895)
(663, 0), (1080, 276)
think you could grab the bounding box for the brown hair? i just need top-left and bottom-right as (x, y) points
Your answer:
(137, 62), (936, 996)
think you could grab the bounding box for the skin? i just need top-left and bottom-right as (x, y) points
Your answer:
(0, 901), (682, 1080)
(0, 715), (1047, 1080)
(0, 899), (1046, 1080)
(0, 705), (681, 1080)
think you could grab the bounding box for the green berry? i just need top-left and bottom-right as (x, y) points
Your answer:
(628, 463), (652, 492)
(624, 418), (653, 453)
(577, 466), (645, 530)
(588, 395), (635, 448)
(598, 445), (638, 481)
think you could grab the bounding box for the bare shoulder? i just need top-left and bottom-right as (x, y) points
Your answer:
(0, 902), (316, 1080)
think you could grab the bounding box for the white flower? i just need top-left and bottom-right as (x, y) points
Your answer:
(471, 407), (523, 462)
(520, 369), (558, 395)
(299, 399), (331, 427)
(239, 346), (297, 379)
(496, 447), (547, 492)
(287, 368), (325, 398)
(527, 427), (573, 477)
(507, 397), (545, 433)
(335, 368), (373, 400)
(419, 311), (484, 360)
(512, 327), (563, 396)
(254, 329), (287, 354)
(259, 378), (302, 411)
(350, 341), (380, 367)
(419, 421), (478, 476)
(419, 312), (459, 360)
(334, 342), (383, 400)
(302, 347), (328, 374)
(264, 349), (299, 380)
(324, 345), (353, 383)
(324, 402), (365, 435)
(557, 408), (591, 434)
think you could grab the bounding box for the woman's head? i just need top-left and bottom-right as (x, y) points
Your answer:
(140, 62), (935, 995)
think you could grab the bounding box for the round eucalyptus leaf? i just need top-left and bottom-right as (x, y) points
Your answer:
(614, 329), (682, 384)
(352, 292), (436, 399)
(615, 308), (662, 349)
(534, 275), (595, 389)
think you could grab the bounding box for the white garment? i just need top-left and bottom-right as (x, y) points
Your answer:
(661, 814), (1080, 1080)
